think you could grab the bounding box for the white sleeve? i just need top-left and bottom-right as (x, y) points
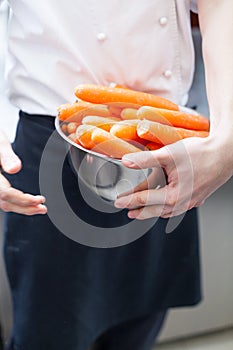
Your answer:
(190, 0), (198, 13)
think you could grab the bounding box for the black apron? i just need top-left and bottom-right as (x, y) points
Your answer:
(3, 111), (201, 350)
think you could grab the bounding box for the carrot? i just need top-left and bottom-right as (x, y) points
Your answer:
(61, 123), (68, 135)
(68, 133), (81, 145)
(67, 122), (80, 134)
(107, 103), (139, 118)
(137, 120), (209, 145)
(58, 101), (111, 122)
(82, 116), (120, 131)
(75, 125), (98, 149)
(91, 128), (141, 159)
(110, 120), (140, 141)
(74, 84), (179, 111)
(137, 106), (209, 131)
(146, 142), (163, 151)
(58, 101), (92, 121)
(120, 108), (138, 120)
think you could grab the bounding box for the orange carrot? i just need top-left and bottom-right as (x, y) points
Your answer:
(67, 133), (81, 145)
(110, 120), (140, 141)
(120, 108), (138, 120)
(74, 84), (179, 111)
(67, 122), (80, 134)
(91, 128), (141, 159)
(61, 123), (68, 135)
(137, 120), (209, 145)
(137, 106), (209, 131)
(58, 101), (92, 120)
(82, 116), (120, 131)
(146, 142), (163, 151)
(58, 101), (111, 122)
(75, 125), (98, 149)
(108, 102), (139, 118)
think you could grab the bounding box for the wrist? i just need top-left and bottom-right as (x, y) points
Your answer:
(205, 131), (233, 177)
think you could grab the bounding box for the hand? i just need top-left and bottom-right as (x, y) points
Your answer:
(114, 135), (233, 220)
(0, 130), (47, 215)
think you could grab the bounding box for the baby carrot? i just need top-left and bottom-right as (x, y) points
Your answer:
(91, 128), (141, 159)
(68, 133), (81, 145)
(137, 106), (209, 131)
(82, 116), (120, 131)
(146, 142), (163, 151)
(74, 84), (179, 111)
(58, 101), (111, 122)
(58, 101), (92, 121)
(110, 120), (140, 141)
(61, 123), (68, 135)
(120, 108), (138, 120)
(67, 122), (80, 134)
(75, 125), (98, 149)
(137, 120), (209, 145)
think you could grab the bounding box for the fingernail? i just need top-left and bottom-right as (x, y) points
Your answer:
(37, 204), (47, 214)
(128, 211), (136, 219)
(122, 157), (135, 167)
(39, 196), (46, 203)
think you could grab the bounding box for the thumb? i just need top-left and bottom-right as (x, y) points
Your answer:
(0, 131), (22, 174)
(122, 147), (171, 170)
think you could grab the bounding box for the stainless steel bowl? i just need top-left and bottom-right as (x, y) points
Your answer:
(55, 116), (151, 201)
(55, 104), (199, 201)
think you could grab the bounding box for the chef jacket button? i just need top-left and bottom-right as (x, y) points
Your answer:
(159, 17), (168, 26)
(96, 32), (107, 41)
(163, 70), (172, 78)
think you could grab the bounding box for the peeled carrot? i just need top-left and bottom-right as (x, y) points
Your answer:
(137, 106), (209, 131)
(67, 122), (80, 134)
(82, 116), (120, 131)
(91, 128), (141, 159)
(75, 125), (98, 149)
(110, 120), (140, 141)
(108, 102), (139, 118)
(137, 120), (209, 145)
(120, 108), (138, 120)
(58, 101), (92, 120)
(74, 84), (179, 111)
(68, 133), (81, 145)
(146, 142), (163, 151)
(58, 101), (111, 122)
(61, 123), (68, 135)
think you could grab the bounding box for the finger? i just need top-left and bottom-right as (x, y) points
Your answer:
(122, 147), (171, 170)
(115, 186), (168, 209)
(0, 173), (45, 206)
(127, 204), (172, 220)
(127, 204), (190, 220)
(0, 188), (46, 207)
(0, 130), (22, 174)
(1, 201), (47, 215)
(117, 167), (166, 198)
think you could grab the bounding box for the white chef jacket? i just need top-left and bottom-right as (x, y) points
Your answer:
(2, 0), (198, 116)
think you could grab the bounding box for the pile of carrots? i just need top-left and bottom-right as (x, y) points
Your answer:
(58, 84), (210, 159)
